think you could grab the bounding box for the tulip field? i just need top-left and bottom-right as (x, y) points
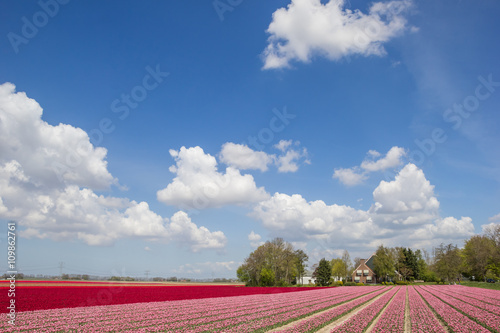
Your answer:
(1, 283), (499, 332)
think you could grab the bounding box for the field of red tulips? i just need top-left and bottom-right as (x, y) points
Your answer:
(1, 284), (499, 332)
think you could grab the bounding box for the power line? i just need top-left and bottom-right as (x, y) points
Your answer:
(58, 262), (65, 277)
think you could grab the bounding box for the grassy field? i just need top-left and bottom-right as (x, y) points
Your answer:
(460, 281), (500, 290)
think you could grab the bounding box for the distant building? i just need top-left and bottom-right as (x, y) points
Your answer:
(297, 270), (315, 285)
(352, 255), (377, 284)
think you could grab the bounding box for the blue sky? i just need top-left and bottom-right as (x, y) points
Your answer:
(0, 0), (499, 279)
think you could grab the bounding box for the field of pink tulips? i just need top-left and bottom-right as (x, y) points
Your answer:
(2, 285), (499, 332)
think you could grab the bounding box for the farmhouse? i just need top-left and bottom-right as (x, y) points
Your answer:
(297, 270), (315, 285)
(352, 255), (377, 284)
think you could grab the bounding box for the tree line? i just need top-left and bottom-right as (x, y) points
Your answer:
(236, 224), (499, 286)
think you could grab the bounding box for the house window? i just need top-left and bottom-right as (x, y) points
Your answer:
(363, 270), (369, 276)
(357, 270), (362, 276)
(367, 276), (372, 282)
(354, 277), (360, 282)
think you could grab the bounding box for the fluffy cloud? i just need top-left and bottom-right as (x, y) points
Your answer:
(360, 146), (406, 172)
(334, 146), (406, 186)
(0, 161), (226, 249)
(332, 167), (367, 186)
(489, 213), (500, 222)
(253, 163), (474, 251)
(410, 217), (475, 240)
(157, 146), (269, 209)
(220, 143), (274, 172)
(274, 141), (310, 173)
(248, 231), (264, 248)
(0, 83), (226, 251)
(251, 192), (376, 241)
(0, 82), (115, 190)
(263, 0), (413, 69)
(168, 211), (227, 252)
(370, 163), (439, 225)
(220, 140), (309, 173)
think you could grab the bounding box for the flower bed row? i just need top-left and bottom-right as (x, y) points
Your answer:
(1, 287), (379, 332)
(274, 287), (389, 333)
(419, 285), (500, 332)
(429, 285), (500, 307)
(0, 285), (326, 313)
(415, 286), (491, 333)
(329, 286), (399, 333)
(371, 286), (406, 332)
(425, 285), (500, 315)
(408, 286), (446, 333)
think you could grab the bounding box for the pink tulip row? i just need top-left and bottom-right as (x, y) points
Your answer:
(437, 285), (500, 307)
(174, 286), (379, 333)
(1, 287), (380, 332)
(407, 286), (446, 333)
(426, 285), (500, 315)
(274, 287), (389, 332)
(415, 286), (491, 333)
(371, 286), (406, 332)
(420, 285), (500, 332)
(329, 286), (399, 333)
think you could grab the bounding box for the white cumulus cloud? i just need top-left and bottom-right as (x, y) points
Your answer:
(0, 83), (226, 251)
(157, 146), (269, 209)
(489, 213), (500, 222)
(248, 231), (264, 248)
(0, 82), (115, 190)
(220, 140), (309, 174)
(333, 167), (367, 186)
(334, 146), (406, 186)
(360, 146), (406, 172)
(262, 0), (413, 69)
(253, 163), (474, 251)
(220, 142), (274, 172)
(370, 163), (439, 225)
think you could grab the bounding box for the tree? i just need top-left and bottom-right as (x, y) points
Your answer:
(236, 237), (304, 286)
(373, 245), (395, 282)
(341, 250), (353, 279)
(260, 268), (275, 286)
(463, 235), (497, 281)
(484, 223), (500, 247)
(331, 259), (345, 281)
(294, 249), (308, 285)
(432, 243), (463, 282)
(314, 258), (332, 286)
(353, 257), (362, 270)
(415, 249), (428, 281)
